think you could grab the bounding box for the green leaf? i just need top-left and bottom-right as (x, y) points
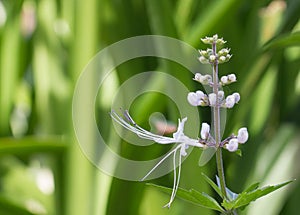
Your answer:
(147, 183), (225, 212)
(243, 182), (260, 193)
(222, 180), (294, 210)
(201, 172), (223, 198)
(262, 31), (300, 52)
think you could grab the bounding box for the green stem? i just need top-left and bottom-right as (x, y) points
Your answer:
(212, 42), (228, 200)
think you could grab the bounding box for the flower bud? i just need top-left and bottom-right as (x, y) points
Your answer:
(218, 91), (224, 101)
(233, 92), (240, 103)
(194, 73), (202, 82)
(187, 91), (208, 106)
(187, 92), (199, 106)
(199, 56), (209, 64)
(209, 55), (216, 62)
(237, 127), (248, 144)
(200, 123), (210, 140)
(219, 56), (226, 63)
(208, 93), (217, 106)
(226, 138), (239, 152)
(228, 74), (236, 82)
(200, 74), (212, 85)
(225, 95), (235, 108)
(220, 76), (228, 85)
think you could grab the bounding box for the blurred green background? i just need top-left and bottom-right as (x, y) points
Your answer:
(0, 0), (300, 214)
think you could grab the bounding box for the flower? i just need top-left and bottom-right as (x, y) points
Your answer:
(110, 110), (204, 207)
(193, 73), (212, 85)
(224, 95), (235, 108)
(187, 91), (208, 106)
(228, 74), (236, 82)
(233, 92), (240, 103)
(220, 74), (237, 85)
(200, 123), (210, 140)
(226, 138), (239, 152)
(220, 76), (228, 85)
(208, 93), (217, 106)
(237, 127), (248, 144)
(218, 91), (224, 101)
(222, 93), (240, 108)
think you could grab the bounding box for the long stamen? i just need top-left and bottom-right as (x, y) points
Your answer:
(164, 148), (178, 208)
(164, 145), (184, 208)
(140, 145), (181, 181)
(111, 111), (176, 143)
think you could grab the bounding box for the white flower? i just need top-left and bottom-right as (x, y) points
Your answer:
(110, 110), (204, 208)
(200, 123), (210, 140)
(218, 91), (224, 101)
(225, 95), (235, 108)
(219, 56), (226, 62)
(220, 76), (228, 85)
(208, 93), (217, 106)
(200, 74), (212, 85)
(187, 92), (199, 106)
(209, 55), (216, 62)
(237, 127), (248, 144)
(187, 91), (208, 106)
(228, 74), (236, 82)
(199, 56), (208, 64)
(226, 138), (239, 152)
(194, 73), (202, 82)
(233, 92), (240, 103)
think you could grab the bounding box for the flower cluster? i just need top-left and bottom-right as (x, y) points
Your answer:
(187, 34), (249, 153)
(198, 35), (232, 64)
(187, 90), (240, 109)
(198, 122), (248, 152)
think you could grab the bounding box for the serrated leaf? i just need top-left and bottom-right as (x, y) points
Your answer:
(201, 172), (223, 198)
(147, 183), (225, 212)
(222, 180), (294, 210)
(243, 182), (260, 193)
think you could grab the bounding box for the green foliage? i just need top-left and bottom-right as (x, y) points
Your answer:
(222, 180), (294, 210)
(148, 183), (225, 212)
(149, 174), (294, 213)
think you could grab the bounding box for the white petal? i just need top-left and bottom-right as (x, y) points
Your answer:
(195, 90), (205, 99)
(200, 123), (210, 140)
(187, 92), (199, 106)
(221, 76), (228, 84)
(218, 91), (224, 101)
(180, 144), (188, 156)
(237, 127), (248, 144)
(226, 138), (239, 152)
(208, 93), (217, 106)
(209, 55), (216, 61)
(233, 92), (240, 103)
(228, 74), (236, 82)
(225, 95), (235, 108)
(173, 118), (187, 141)
(194, 73), (202, 82)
